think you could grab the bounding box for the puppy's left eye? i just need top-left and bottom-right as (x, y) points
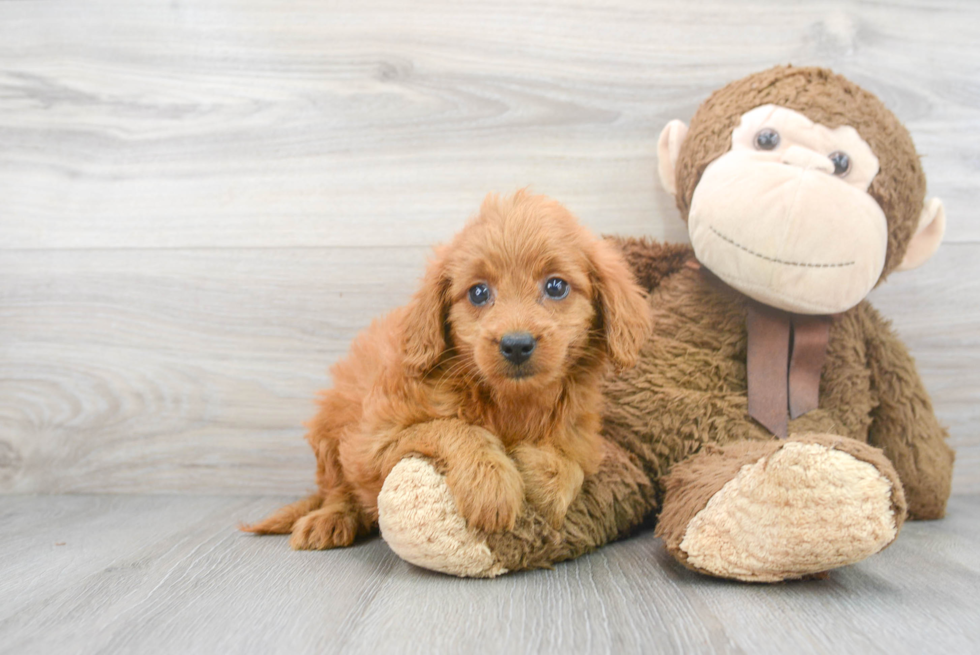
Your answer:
(544, 277), (570, 300)
(468, 283), (491, 306)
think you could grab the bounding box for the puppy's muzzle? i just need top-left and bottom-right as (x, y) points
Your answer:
(499, 332), (536, 366)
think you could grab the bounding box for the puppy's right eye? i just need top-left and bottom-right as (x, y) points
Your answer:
(468, 283), (490, 306)
(544, 277), (569, 300)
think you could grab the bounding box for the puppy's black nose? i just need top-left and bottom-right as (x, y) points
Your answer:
(499, 332), (536, 365)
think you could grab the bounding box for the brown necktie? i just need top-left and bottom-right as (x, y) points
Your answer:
(746, 302), (832, 438)
(688, 261), (833, 438)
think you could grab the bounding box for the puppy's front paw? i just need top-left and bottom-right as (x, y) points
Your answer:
(445, 450), (524, 533)
(528, 478), (582, 531)
(512, 445), (585, 529)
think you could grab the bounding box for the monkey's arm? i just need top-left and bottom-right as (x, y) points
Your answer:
(862, 303), (954, 519)
(378, 437), (656, 576)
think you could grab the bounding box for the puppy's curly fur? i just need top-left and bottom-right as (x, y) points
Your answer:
(243, 191), (651, 549)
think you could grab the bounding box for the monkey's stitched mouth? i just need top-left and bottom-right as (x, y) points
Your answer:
(708, 226), (855, 269)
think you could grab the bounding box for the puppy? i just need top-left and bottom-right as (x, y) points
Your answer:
(243, 190), (651, 549)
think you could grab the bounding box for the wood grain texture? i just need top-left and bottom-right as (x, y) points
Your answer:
(1, 244), (977, 494)
(1, 494), (979, 655)
(1, 0), (978, 249)
(0, 0), (978, 495)
(0, 248), (428, 494)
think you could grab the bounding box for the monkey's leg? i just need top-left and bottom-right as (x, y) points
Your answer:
(655, 434), (907, 582)
(377, 438), (656, 577)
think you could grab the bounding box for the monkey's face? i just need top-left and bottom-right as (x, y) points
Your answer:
(687, 105), (888, 314)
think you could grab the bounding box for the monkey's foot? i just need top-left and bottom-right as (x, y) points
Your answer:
(378, 457), (507, 578)
(656, 434), (907, 582)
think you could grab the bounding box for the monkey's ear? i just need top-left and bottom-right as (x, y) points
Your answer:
(897, 198), (946, 272)
(590, 239), (652, 371)
(402, 246), (451, 376)
(657, 119), (689, 198)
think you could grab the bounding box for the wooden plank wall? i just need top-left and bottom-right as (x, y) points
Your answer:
(1, 0), (977, 495)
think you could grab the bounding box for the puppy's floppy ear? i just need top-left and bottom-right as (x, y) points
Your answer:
(402, 245), (451, 376)
(590, 238), (652, 370)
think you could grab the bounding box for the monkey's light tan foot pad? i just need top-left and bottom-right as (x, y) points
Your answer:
(679, 441), (901, 582)
(378, 457), (507, 578)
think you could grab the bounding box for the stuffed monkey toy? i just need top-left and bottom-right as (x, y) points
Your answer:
(376, 66), (955, 581)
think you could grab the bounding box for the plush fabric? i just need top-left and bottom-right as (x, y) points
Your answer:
(380, 436), (656, 574)
(674, 65), (926, 279)
(379, 238), (952, 577)
(656, 434), (907, 582)
(601, 238), (952, 517)
(377, 66), (954, 581)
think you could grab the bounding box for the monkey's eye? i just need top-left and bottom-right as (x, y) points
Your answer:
(829, 151), (850, 176)
(754, 128), (780, 151)
(544, 277), (570, 300)
(468, 283), (491, 306)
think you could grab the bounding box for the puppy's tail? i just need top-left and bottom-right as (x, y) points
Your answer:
(239, 494), (323, 534)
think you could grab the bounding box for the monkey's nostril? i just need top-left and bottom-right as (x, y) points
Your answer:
(499, 332), (536, 365)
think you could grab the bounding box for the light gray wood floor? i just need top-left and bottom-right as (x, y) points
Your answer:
(2, 494), (979, 655)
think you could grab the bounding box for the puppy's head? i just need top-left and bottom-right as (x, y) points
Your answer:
(403, 191), (651, 394)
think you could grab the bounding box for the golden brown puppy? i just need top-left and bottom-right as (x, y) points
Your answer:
(243, 190), (651, 549)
